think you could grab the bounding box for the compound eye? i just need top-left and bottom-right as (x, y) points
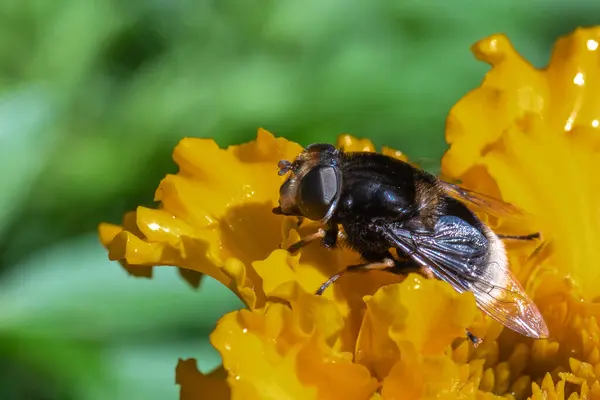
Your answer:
(298, 166), (340, 220)
(305, 143), (336, 154)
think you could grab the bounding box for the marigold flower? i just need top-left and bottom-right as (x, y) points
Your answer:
(99, 26), (600, 399)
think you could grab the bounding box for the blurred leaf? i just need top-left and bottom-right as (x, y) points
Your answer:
(0, 335), (112, 400)
(0, 86), (58, 238)
(107, 340), (224, 400)
(0, 234), (243, 339)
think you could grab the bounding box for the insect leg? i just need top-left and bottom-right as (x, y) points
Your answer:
(315, 258), (395, 295)
(497, 232), (540, 241)
(287, 228), (325, 253)
(286, 225), (339, 254)
(384, 256), (434, 279)
(321, 224), (340, 249)
(418, 266), (435, 279)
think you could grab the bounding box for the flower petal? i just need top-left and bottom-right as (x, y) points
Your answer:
(211, 288), (378, 400)
(100, 129), (303, 308)
(98, 214), (153, 278)
(296, 335), (380, 400)
(442, 28), (600, 300)
(212, 307), (318, 400)
(381, 342), (481, 400)
(176, 359), (230, 400)
(260, 223), (406, 353)
(336, 135), (376, 152)
(356, 274), (477, 380)
(440, 26), (600, 398)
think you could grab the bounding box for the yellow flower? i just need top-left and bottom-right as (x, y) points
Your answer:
(443, 26), (600, 398)
(98, 26), (600, 399)
(98, 128), (480, 399)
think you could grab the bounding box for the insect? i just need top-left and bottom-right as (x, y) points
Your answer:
(272, 143), (549, 344)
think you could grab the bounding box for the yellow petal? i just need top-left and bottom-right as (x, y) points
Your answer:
(381, 342), (463, 400)
(210, 288), (378, 400)
(98, 217), (153, 278)
(335, 134), (409, 162)
(100, 128), (302, 308)
(336, 134), (376, 152)
(176, 359), (230, 400)
(178, 268), (204, 288)
(356, 273), (477, 379)
(442, 27), (600, 300)
(270, 281), (345, 345)
(440, 25), (600, 399)
(296, 335), (380, 400)
(212, 307), (318, 400)
(266, 222), (406, 353)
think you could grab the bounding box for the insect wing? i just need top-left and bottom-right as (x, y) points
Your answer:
(468, 266), (549, 339)
(383, 218), (549, 339)
(438, 181), (528, 223)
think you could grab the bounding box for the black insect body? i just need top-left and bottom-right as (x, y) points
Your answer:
(273, 143), (549, 343)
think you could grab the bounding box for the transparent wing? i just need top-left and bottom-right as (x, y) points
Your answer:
(383, 217), (549, 339)
(438, 181), (528, 223)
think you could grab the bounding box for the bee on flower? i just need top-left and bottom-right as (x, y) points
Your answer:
(100, 26), (600, 400)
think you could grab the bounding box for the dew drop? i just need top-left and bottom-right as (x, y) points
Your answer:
(565, 116), (575, 132)
(242, 184), (255, 198)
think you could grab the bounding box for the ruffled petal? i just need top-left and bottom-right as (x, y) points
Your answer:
(357, 274), (477, 380)
(268, 215), (406, 352)
(442, 27), (600, 300)
(439, 25), (600, 399)
(98, 212), (153, 278)
(210, 284), (378, 400)
(100, 128), (302, 308)
(380, 343), (463, 400)
(176, 360), (230, 400)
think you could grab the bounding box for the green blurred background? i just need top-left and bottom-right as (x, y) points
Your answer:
(0, 1), (598, 399)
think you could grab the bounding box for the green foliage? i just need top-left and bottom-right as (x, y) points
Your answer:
(0, 0), (598, 398)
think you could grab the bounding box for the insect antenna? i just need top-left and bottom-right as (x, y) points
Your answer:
(277, 159), (293, 176)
